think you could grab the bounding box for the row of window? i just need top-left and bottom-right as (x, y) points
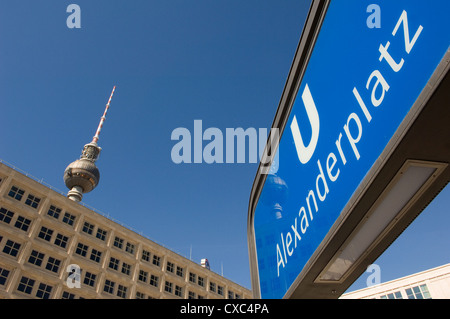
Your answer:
(75, 242), (103, 264)
(138, 269), (160, 288)
(17, 276), (53, 299)
(166, 260), (185, 277)
(1, 208), (72, 250)
(1, 205), (143, 266)
(47, 204), (77, 227)
(378, 284), (432, 299)
(164, 279), (185, 297)
(1, 260), (245, 299)
(187, 269), (240, 298)
(108, 256), (133, 276)
(6, 185), (78, 229)
(0, 214), (72, 254)
(82, 220), (108, 242)
(0, 265), (142, 299)
(0, 265), (125, 299)
(4, 185), (134, 255)
(8, 186), (41, 209)
(0, 232), (239, 297)
(103, 279), (129, 298)
(28, 249), (62, 274)
(0, 236), (64, 275)
(1, 206), (33, 232)
(141, 249), (162, 267)
(2, 199), (169, 282)
(1, 265), (203, 299)
(113, 235), (136, 255)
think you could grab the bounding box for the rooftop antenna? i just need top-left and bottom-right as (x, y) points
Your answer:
(63, 86), (117, 202)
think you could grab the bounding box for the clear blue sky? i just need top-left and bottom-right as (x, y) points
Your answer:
(0, 0), (448, 294)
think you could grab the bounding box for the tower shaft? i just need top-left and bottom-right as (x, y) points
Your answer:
(92, 86), (116, 144)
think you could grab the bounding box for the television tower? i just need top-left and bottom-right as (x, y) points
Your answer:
(63, 86), (116, 202)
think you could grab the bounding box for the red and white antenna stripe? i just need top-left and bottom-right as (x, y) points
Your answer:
(92, 86), (116, 144)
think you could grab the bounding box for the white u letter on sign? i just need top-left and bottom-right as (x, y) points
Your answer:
(290, 84), (320, 164)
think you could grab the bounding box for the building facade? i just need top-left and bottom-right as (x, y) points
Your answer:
(341, 263), (450, 299)
(0, 162), (252, 299)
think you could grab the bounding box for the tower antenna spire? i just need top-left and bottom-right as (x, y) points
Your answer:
(92, 85), (116, 144)
(63, 86), (117, 202)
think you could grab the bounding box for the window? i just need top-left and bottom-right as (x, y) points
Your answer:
(96, 228), (107, 241)
(62, 212), (76, 226)
(209, 282), (216, 293)
(135, 291), (146, 299)
(152, 255), (161, 267)
(228, 291), (235, 299)
(122, 263), (131, 276)
(54, 233), (69, 249)
(36, 283), (52, 299)
(104, 279), (115, 294)
(166, 261), (174, 273)
(0, 267), (10, 286)
(47, 205), (61, 219)
(138, 270), (148, 283)
(142, 250), (151, 262)
(380, 291), (403, 299)
(82, 222), (94, 235)
(84, 272), (97, 287)
(125, 242), (135, 254)
(28, 250), (45, 267)
(17, 276), (35, 294)
(150, 275), (159, 288)
(175, 285), (183, 297)
(0, 207), (14, 224)
(420, 285), (432, 299)
(189, 272), (196, 283)
(405, 284), (432, 299)
(109, 257), (120, 271)
(198, 276), (205, 287)
(90, 249), (102, 263)
(8, 186), (25, 201)
(3, 239), (21, 257)
(45, 257), (61, 273)
(164, 281), (173, 294)
(25, 194), (41, 209)
(117, 285), (127, 298)
(38, 226), (53, 241)
(113, 236), (123, 249)
(218, 285), (224, 296)
(176, 266), (184, 278)
(62, 291), (76, 299)
(75, 243), (88, 257)
(188, 291), (196, 299)
(14, 216), (32, 232)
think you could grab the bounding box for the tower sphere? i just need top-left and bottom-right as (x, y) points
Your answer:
(63, 158), (100, 193)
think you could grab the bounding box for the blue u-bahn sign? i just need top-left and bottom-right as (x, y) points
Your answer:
(248, 0), (450, 299)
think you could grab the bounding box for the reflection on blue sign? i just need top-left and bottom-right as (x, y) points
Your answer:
(253, 0), (450, 299)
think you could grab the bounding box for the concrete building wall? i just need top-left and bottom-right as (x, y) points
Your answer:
(341, 263), (450, 299)
(0, 162), (252, 299)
